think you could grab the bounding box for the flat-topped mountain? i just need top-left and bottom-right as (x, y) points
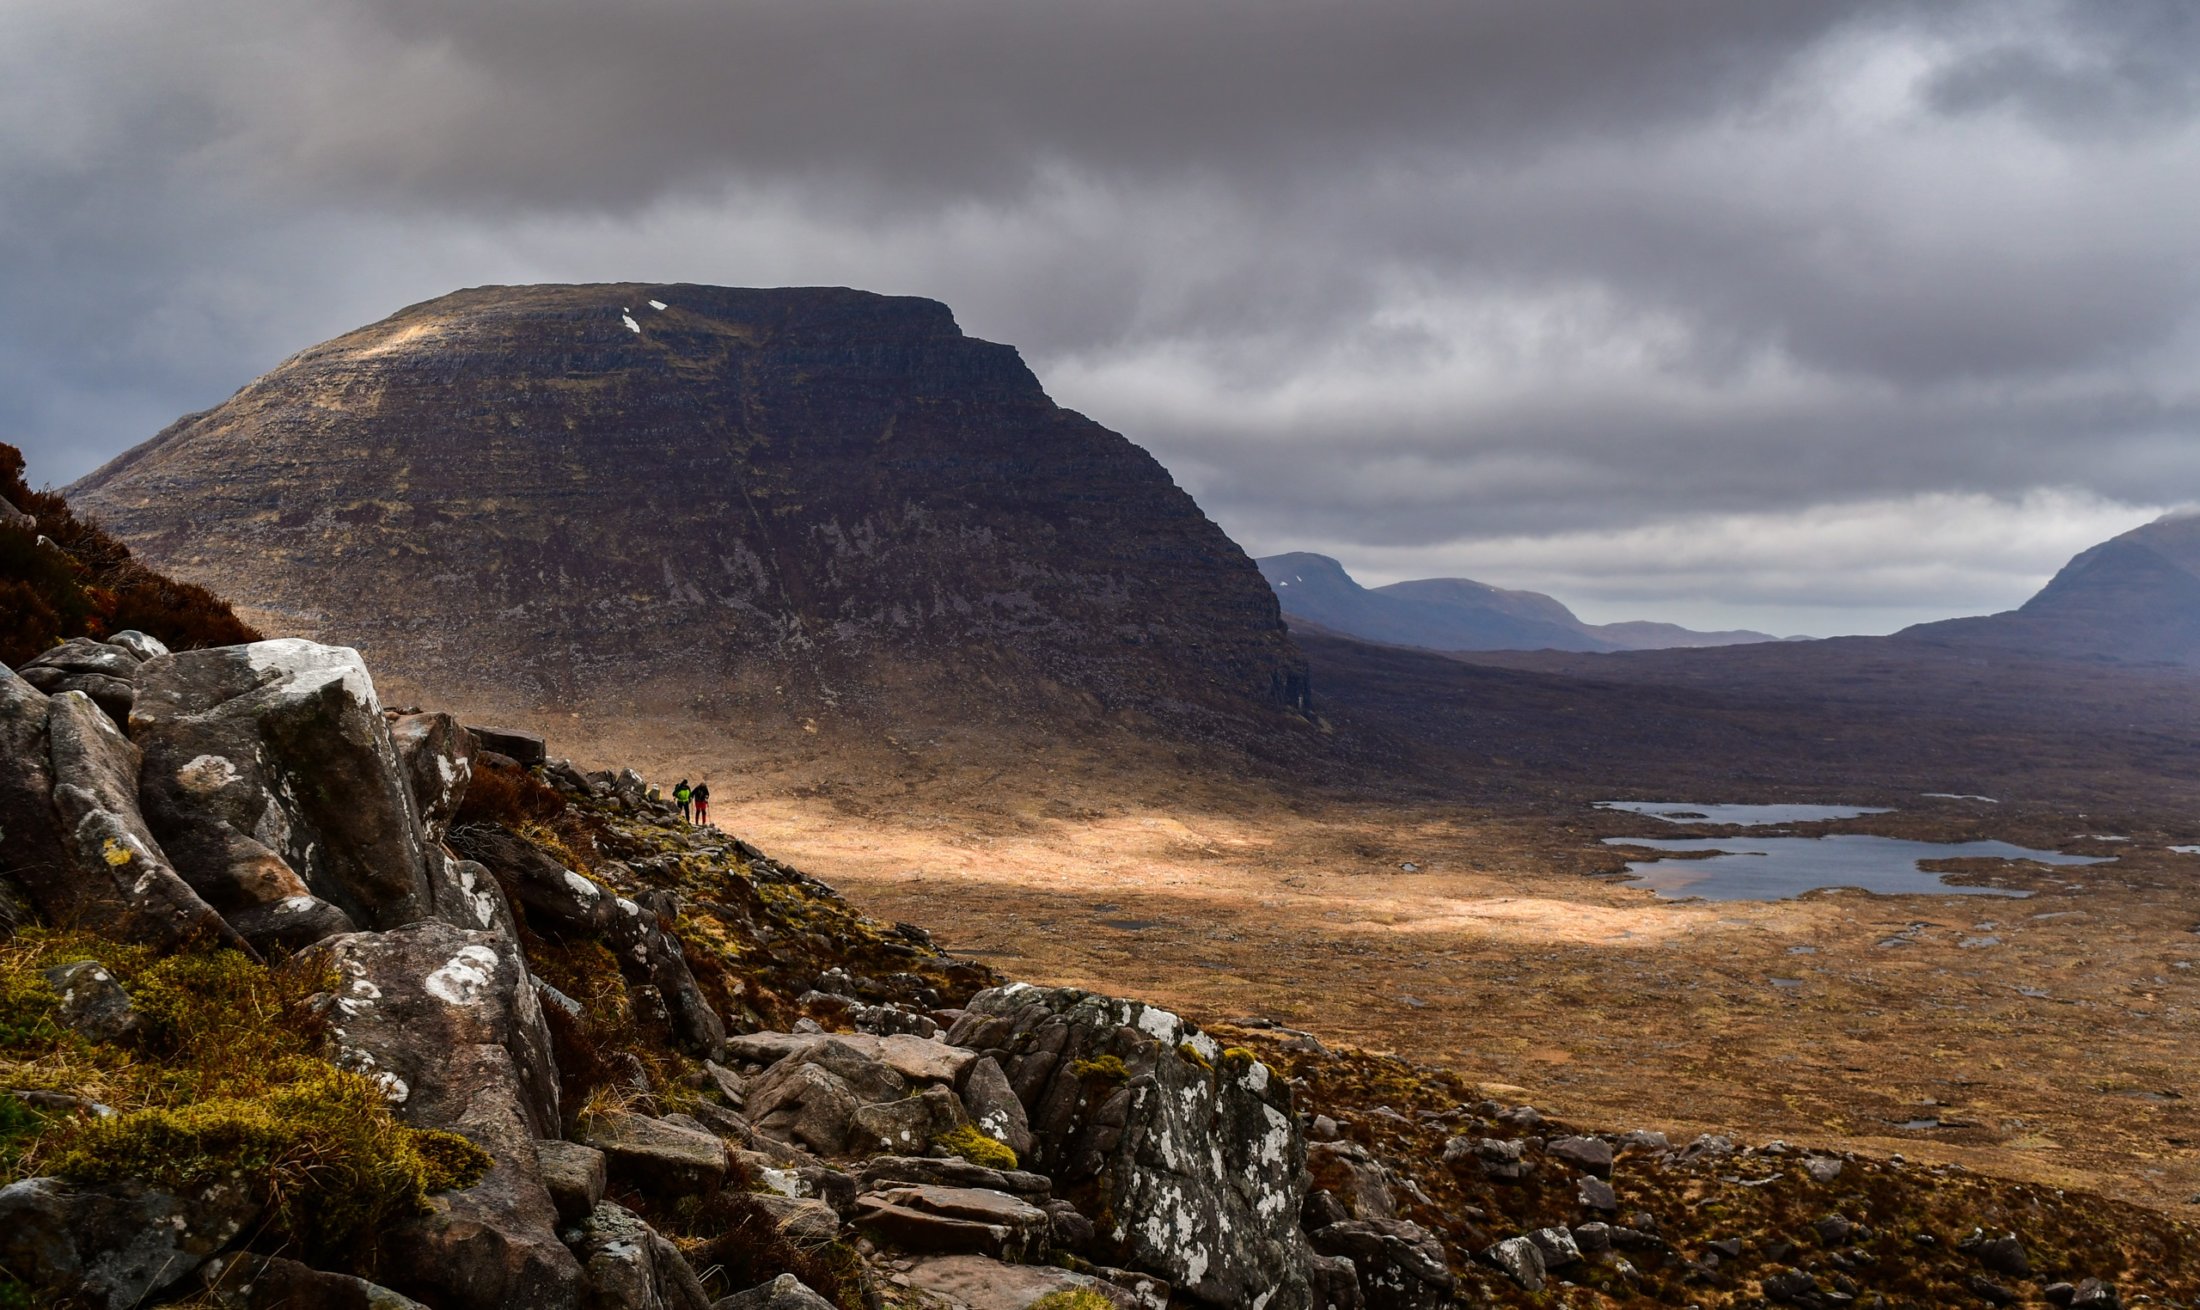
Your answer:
(1258, 551), (1775, 654)
(72, 284), (1307, 739)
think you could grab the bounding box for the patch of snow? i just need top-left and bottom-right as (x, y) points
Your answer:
(1923, 793), (1998, 803)
(2171, 846), (2200, 855)
(648, 299), (668, 311)
(621, 314), (641, 334)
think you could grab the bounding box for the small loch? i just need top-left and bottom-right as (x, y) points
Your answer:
(1596, 801), (2111, 901)
(1606, 833), (2111, 901)
(1596, 800), (1893, 827)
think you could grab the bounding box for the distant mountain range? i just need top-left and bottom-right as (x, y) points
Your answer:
(1256, 552), (1782, 654)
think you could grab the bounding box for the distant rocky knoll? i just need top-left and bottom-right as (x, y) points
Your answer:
(1902, 511), (2200, 666)
(70, 284), (1306, 741)
(1258, 552), (1776, 655)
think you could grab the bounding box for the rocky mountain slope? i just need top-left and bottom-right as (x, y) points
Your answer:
(1902, 512), (2200, 666)
(68, 284), (1307, 742)
(1258, 553), (1775, 654)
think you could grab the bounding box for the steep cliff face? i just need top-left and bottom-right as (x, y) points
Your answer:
(72, 284), (1306, 734)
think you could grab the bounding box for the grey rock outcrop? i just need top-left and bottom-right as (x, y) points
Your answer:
(304, 920), (578, 1310)
(1308, 1219), (1451, 1310)
(947, 984), (1312, 1310)
(0, 1175), (261, 1310)
(566, 1201), (713, 1310)
(199, 1253), (430, 1309)
(131, 640), (439, 951)
(43, 687), (241, 950)
(389, 711), (475, 842)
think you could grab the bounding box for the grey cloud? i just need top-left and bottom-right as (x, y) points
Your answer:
(4, 0), (2200, 635)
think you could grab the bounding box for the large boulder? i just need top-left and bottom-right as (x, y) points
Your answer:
(565, 1201), (713, 1310)
(603, 892), (726, 1057)
(0, 664), (68, 916)
(303, 920), (578, 1310)
(1308, 1220), (1452, 1310)
(947, 985), (1312, 1309)
(130, 640), (440, 950)
(0, 1175), (261, 1309)
(576, 1111), (729, 1199)
(389, 711), (475, 842)
(199, 1253), (429, 1309)
(43, 688), (242, 950)
(16, 637), (144, 724)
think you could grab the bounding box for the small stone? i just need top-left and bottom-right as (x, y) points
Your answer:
(41, 960), (139, 1043)
(1814, 1213), (1853, 1246)
(1310, 1115), (1340, 1142)
(1483, 1235), (1545, 1291)
(1577, 1176), (1617, 1213)
(1802, 1155), (1844, 1184)
(1548, 1135), (1614, 1178)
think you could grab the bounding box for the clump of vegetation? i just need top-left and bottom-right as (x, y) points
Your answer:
(933, 1123), (1017, 1170)
(453, 751), (570, 828)
(1027, 1290), (1116, 1310)
(0, 930), (488, 1262)
(654, 1171), (868, 1310)
(1070, 1054), (1130, 1083)
(1176, 1041), (1211, 1071)
(0, 441), (260, 665)
(49, 1066), (488, 1258)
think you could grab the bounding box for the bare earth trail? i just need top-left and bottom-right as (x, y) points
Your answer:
(684, 767), (2200, 1214)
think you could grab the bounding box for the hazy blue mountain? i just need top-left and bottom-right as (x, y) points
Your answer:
(1256, 552), (1777, 654)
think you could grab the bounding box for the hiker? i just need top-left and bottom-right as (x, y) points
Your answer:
(691, 780), (711, 827)
(674, 778), (692, 822)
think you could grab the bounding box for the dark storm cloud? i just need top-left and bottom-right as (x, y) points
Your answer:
(3, 0), (2198, 633)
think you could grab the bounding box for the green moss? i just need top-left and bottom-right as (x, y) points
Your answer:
(1177, 1042), (1211, 1071)
(1027, 1291), (1116, 1310)
(48, 1064), (489, 1259)
(1219, 1046), (1260, 1066)
(933, 1123), (1018, 1170)
(1070, 1054), (1130, 1083)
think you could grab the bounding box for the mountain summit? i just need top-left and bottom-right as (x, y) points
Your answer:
(70, 284), (1306, 738)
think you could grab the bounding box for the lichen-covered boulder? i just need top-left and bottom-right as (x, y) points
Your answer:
(1309, 1219), (1452, 1310)
(603, 891), (726, 1058)
(947, 984), (1311, 1309)
(43, 688), (242, 950)
(0, 1174), (261, 1309)
(389, 711), (474, 842)
(565, 1201), (712, 1310)
(17, 637), (146, 723)
(199, 1253), (430, 1309)
(960, 1055), (1036, 1164)
(131, 640), (438, 950)
(0, 664), (68, 908)
(302, 920), (577, 1310)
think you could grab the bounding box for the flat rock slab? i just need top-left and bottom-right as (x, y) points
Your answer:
(852, 1156), (1051, 1201)
(901, 1254), (1144, 1310)
(731, 1031), (977, 1085)
(855, 1185), (1048, 1260)
(578, 1111), (728, 1198)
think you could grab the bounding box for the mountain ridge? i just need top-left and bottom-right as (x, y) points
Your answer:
(1258, 550), (1779, 654)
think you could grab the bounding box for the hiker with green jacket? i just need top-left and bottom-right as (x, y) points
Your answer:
(674, 779), (693, 822)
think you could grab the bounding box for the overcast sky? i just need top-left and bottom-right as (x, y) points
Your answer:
(5, 1), (2198, 635)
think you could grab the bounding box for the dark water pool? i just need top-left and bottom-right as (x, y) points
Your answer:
(1605, 833), (2110, 901)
